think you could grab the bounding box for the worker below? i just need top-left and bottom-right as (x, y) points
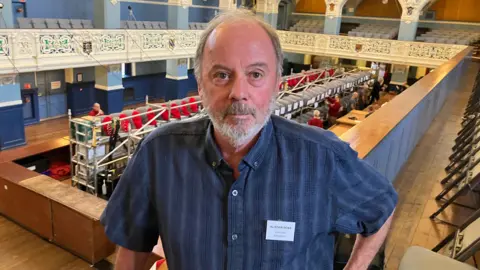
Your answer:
(88, 103), (104, 117)
(101, 10), (397, 270)
(308, 110), (324, 128)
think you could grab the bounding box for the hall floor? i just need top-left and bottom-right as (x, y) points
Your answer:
(0, 63), (479, 269)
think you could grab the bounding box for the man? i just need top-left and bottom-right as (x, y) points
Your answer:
(307, 110), (323, 128)
(369, 77), (384, 105)
(101, 10), (397, 270)
(88, 102), (104, 116)
(326, 95), (342, 125)
(347, 92), (359, 113)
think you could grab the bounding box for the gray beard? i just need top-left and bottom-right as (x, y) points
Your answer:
(206, 97), (277, 148)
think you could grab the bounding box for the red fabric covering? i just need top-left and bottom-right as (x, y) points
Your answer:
(180, 100), (191, 116)
(170, 103), (181, 119)
(119, 113), (130, 132)
(308, 118), (323, 128)
(48, 161), (71, 180)
(146, 108), (158, 126)
(160, 104), (169, 121)
(88, 109), (97, 116)
(131, 111), (143, 129)
(101, 116), (113, 136)
(189, 97), (199, 113)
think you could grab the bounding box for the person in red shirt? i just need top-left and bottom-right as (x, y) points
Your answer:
(308, 110), (323, 128)
(88, 103), (104, 117)
(326, 95), (342, 125)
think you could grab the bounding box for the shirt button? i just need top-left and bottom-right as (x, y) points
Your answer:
(254, 161), (258, 167)
(232, 234), (238, 241)
(212, 161), (216, 167)
(232, 190), (238, 196)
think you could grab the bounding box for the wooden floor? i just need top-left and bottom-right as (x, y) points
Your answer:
(1, 66), (479, 269)
(385, 62), (480, 269)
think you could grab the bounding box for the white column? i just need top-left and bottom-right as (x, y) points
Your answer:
(323, 0), (348, 35)
(256, 0), (279, 28)
(397, 0), (431, 41)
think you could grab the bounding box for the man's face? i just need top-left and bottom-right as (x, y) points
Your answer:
(93, 104), (100, 111)
(198, 21), (280, 147)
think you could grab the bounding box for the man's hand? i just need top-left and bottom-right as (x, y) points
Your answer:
(344, 210), (395, 270)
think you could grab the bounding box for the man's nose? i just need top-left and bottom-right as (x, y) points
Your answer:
(228, 75), (248, 101)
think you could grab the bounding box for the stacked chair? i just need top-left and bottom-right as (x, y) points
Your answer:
(275, 69), (370, 120)
(348, 24), (399, 39)
(120, 20), (168, 29)
(416, 29), (480, 45)
(188, 22), (208, 30)
(399, 70), (480, 269)
(17, 18), (94, 29)
(289, 19), (324, 34)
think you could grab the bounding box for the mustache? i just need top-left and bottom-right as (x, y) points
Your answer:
(222, 102), (256, 117)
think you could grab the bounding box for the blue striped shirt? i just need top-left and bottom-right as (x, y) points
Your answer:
(101, 115), (397, 270)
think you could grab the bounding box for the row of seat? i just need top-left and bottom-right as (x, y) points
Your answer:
(188, 23), (208, 30)
(416, 29), (480, 45)
(289, 19), (324, 34)
(121, 20), (168, 30)
(348, 24), (399, 39)
(17, 18), (94, 29)
(399, 70), (480, 269)
(274, 71), (371, 118)
(99, 96), (200, 135)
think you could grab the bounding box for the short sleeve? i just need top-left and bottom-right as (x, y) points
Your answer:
(100, 140), (159, 252)
(329, 146), (398, 237)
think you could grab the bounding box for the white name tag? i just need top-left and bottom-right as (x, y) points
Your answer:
(314, 102), (319, 107)
(274, 109), (280, 116)
(266, 220), (295, 242)
(293, 102), (298, 110)
(299, 100), (304, 107)
(280, 107), (285, 114)
(288, 104), (292, 111)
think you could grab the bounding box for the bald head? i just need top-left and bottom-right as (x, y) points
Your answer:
(194, 10), (283, 83)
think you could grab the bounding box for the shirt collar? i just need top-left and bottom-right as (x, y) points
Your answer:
(205, 117), (273, 170)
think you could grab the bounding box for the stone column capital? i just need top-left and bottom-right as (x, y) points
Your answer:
(168, 0), (192, 7)
(256, 0), (280, 14)
(398, 0), (430, 23)
(219, 0), (237, 11)
(324, 0), (348, 18)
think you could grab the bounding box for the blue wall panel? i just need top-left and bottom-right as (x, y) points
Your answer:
(189, 7), (217, 23)
(27, 0), (93, 20)
(192, 0), (219, 6)
(164, 71), (198, 101)
(120, 2), (168, 22)
(67, 82), (96, 117)
(48, 93), (67, 118)
(95, 88), (124, 115)
(0, 104), (26, 150)
(21, 88), (40, 126)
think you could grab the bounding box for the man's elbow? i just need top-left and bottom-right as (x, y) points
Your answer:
(115, 246), (153, 270)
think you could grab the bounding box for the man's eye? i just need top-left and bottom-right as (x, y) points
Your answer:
(250, 72), (263, 79)
(214, 72), (229, 80)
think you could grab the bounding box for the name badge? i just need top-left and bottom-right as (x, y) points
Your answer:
(266, 220), (295, 242)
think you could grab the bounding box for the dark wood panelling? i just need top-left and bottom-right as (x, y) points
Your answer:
(52, 202), (114, 264)
(0, 177), (52, 240)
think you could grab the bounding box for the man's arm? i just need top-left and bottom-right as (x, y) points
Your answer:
(115, 247), (151, 270)
(344, 210), (395, 270)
